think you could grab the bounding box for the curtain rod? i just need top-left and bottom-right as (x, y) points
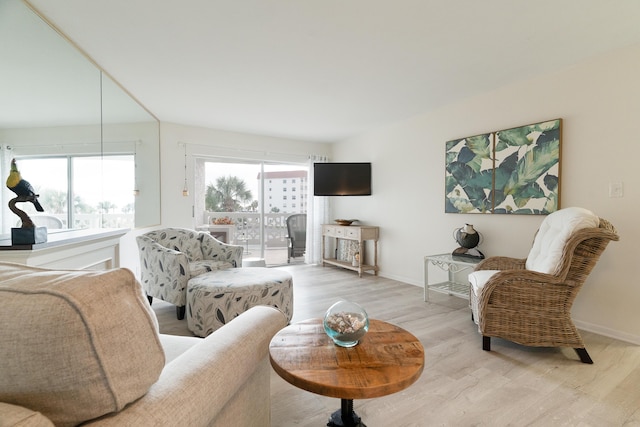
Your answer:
(2, 140), (142, 151)
(177, 141), (310, 162)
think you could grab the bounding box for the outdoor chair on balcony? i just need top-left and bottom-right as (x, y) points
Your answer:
(469, 207), (619, 363)
(286, 213), (307, 263)
(136, 228), (243, 319)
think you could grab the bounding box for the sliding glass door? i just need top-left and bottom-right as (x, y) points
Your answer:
(201, 158), (308, 266)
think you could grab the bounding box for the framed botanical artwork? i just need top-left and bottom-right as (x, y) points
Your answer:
(445, 118), (562, 215)
(445, 133), (494, 214)
(493, 119), (561, 214)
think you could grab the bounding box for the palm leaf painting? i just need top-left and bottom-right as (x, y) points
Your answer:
(445, 119), (561, 215)
(445, 133), (494, 213)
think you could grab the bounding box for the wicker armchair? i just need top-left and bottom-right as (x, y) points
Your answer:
(469, 208), (619, 363)
(286, 214), (307, 263)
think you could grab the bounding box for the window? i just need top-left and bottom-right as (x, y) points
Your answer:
(4, 155), (134, 231)
(201, 159), (309, 265)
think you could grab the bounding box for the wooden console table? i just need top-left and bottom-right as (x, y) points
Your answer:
(322, 224), (379, 277)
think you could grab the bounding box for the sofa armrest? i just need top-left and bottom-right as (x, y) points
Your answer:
(199, 232), (244, 267)
(84, 306), (287, 426)
(0, 402), (54, 427)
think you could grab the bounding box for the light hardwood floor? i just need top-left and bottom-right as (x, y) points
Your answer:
(152, 264), (640, 426)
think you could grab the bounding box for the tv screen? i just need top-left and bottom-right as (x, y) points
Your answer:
(313, 162), (372, 196)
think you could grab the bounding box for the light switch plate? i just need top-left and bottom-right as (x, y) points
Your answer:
(609, 181), (624, 198)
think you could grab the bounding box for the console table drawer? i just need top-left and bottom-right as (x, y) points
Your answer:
(323, 225), (345, 237)
(345, 228), (361, 239)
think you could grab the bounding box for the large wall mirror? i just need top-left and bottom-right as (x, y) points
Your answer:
(0, 0), (160, 237)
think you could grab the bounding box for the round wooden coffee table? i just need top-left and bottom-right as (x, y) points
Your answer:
(269, 318), (424, 427)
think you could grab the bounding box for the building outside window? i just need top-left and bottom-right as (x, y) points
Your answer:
(200, 159), (308, 266)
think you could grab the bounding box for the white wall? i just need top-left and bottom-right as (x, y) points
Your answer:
(159, 122), (331, 227)
(119, 122), (331, 276)
(332, 44), (640, 344)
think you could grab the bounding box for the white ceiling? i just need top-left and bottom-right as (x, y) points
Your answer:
(23, 0), (640, 142)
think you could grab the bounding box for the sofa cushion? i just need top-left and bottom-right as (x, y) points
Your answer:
(0, 402), (54, 427)
(525, 207), (599, 274)
(468, 269), (501, 293)
(0, 263), (165, 427)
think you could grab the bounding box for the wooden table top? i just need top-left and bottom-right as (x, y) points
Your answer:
(269, 318), (424, 400)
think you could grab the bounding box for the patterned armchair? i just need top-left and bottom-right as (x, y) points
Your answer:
(137, 228), (243, 319)
(469, 207), (619, 363)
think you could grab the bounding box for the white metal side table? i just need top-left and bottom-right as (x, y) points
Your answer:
(423, 253), (483, 301)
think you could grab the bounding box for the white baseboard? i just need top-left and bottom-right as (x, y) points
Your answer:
(377, 271), (422, 288)
(574, 319), (640, 346)
(344, 268), (640, 346)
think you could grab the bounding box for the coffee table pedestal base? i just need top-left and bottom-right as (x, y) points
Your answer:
(327, 399), (366, 427)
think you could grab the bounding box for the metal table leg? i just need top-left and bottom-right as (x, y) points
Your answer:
(327, 399), (366, 427)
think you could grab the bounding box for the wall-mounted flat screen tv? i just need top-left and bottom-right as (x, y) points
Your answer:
(313, 162), (372, 196)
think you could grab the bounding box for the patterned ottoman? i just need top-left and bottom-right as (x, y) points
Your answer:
(186, 267), (293, 337)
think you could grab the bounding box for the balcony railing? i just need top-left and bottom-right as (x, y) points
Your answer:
(203, 211), (307, 266)
(205, 211), (296, 248)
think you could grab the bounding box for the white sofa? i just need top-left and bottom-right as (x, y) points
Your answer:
(0, 262), (286, 426)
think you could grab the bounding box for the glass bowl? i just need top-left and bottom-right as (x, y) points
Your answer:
(323, 300), (369, 347)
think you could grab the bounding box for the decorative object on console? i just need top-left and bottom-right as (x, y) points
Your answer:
(445, 118), (561, 215)
(335, 218), (357, 226)
(452, 223), (484, 259)
(323, 300), (369, 347)
(337, 239), (359, 262)
(6, 158), (47, 244)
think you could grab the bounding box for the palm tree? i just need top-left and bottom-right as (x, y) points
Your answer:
(205, 176), (253, 212)
(74, 196), (94, 214)
(97, 201), (117, 214)
(40, 189), (67, 214)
